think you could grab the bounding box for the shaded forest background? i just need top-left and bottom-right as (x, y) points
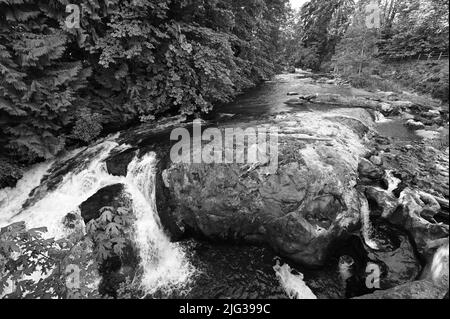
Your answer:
(1, 0), (449, 185)
(280, 0), (449, 100)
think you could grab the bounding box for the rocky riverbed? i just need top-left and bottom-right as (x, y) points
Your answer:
(0, 70), (448, 299)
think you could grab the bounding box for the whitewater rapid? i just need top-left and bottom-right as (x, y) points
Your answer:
(0, 137), (195, 296)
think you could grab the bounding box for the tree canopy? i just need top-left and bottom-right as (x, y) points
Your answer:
(0, 0), (290, 162)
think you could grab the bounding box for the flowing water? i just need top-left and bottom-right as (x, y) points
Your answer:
(0, 71), (423, 299)
(0, 138), (194, 296)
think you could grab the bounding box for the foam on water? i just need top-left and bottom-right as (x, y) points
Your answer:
(273, 260), (317, 299)
(360, 196), (379, 251)
(0, 139), (195, 296)
(126, 153), (195, 295)
(385, 170), (401, 194)
(374, 111), (391, 123)
(0, 161), (53, 225)
(0, 140), (119, 238)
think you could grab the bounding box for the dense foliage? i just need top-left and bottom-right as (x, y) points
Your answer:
(0, 206), (134, 299)
(283, 0), (449, 72)
(329, 0), (449, 100)
(0, 0), (290, 163)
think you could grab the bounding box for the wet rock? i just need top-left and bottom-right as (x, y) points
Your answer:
(385, 188), (449, 258)
(106, 149), (137, 177)
(422, 109), (441, 120)
(380, 103), (394, 114)
(164, 111), (370, 266)
(405, 119), (425, 130)
(364, 186), (398, 218)
(284, 98), (306, 106)
(402, 113), (415, 120)
(312, 94), (381, 109)
(354, 279), (447, 299)
(79, 184), (131, 223)
(391, 100), (414, 111)
(299, 94), (317, 101)
(415, 129), (440, 140)
(287, 66), (296, 74)
(376, 140), (449, 200)
(370, 155), (383, 166)
(358, 158), (385, 181)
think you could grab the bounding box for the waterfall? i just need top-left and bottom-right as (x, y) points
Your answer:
(0, 140), (119, 238)
(126, 153), (195, 295)
(374, 111), (391, 123)
(0, 139), (195, 297)
(360, 196), (379, 251)
(385, 170), (401, 194)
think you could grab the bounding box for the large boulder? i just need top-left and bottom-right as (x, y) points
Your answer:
(364, 186), (399, 218)
(79, 184), (131, 223)
(105, 149), (137, 177)
(385, 188), (449, 258)
(163, 110), (372, 266)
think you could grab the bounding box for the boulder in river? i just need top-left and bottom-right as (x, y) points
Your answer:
(405, 119), (426, 130)
(79, 183), (132, 224)
(364, 186), (398, 218)
(358, 158), (385, 182)
(284, 98), (306, 106)
(106, 149), (137, 177)
(163, 110), (373, 266)
(385, 188), (449, 258)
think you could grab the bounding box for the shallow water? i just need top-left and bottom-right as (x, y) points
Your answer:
(376, 119), (421, 142)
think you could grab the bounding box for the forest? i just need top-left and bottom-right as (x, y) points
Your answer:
(0, 0), (449, 301)
(281, 0), (449, 99)
(1, 0), (449, 176)
(0, 0), (289, 167)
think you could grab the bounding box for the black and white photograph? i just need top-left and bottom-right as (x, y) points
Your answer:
(0, 0), (448, 307)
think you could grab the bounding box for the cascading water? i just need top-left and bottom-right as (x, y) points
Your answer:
(374, 111), (391, 123)
(0, 137), (195, 296)
(125, 153), (195, 295)
(360, 196), (380, 251)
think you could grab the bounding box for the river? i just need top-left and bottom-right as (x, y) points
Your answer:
(0, 70), (432, 299)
